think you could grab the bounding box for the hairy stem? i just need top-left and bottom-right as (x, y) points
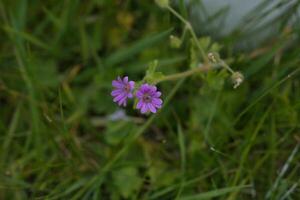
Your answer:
(156, 64), (219, 83)
(166, 5), (208, 63)
(220, 60), (235, 74)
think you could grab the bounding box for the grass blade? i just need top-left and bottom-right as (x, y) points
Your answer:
(105, 28), (173, 66)
(179, 185), (250, 200)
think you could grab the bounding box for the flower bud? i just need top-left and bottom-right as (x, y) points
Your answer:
(155, 0), (169, 8)
(208, 52), (220, 63)
(231, 72), (244, 89)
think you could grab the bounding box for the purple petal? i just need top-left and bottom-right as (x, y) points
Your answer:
(154, 103), (162, 108)
(150, 90), (157, 96)
(136, 90), (143, 98)
(127, 93), (133, 98)
(148, 103), (157, 113)
(118, 95), (128, 106)
(111, 89), (122, 96)
(112, 80), (123, 88)
(150, 85), (157, 91)
(140, 84), (149, 91)
(141, 104), (148, 113)
(129, 81), (135, 89)
(154, 91), (161, 97)
(120, 98), (127, 107)
(123, 76), (128, 83)
(152, 98), (162, 105)
(113, 93), (126, 102)
(136, 101), (143, 109)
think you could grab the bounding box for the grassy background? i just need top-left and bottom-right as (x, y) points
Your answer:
(0, 0), (300, 199)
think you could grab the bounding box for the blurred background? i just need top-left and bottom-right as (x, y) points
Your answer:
(0, 0), (300, 199)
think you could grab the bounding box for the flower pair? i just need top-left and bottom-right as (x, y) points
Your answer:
(111, 76), (163, 114)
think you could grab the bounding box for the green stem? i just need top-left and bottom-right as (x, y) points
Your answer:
(167, 5), (187, 25)
(188, 26), (208, 63)
(156, 64), (218, 83)
(166, 5), (208, 63)
(220, 60), (234, 74)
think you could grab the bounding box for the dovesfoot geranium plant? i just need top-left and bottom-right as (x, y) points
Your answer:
(111, 0), (244, 114)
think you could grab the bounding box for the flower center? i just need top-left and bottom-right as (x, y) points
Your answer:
(124, 84), (131, 92)
(142, 93), (152, 103)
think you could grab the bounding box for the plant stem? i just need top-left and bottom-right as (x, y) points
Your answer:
(220, 60), (235, 74)
(156, 64), (218, 83)
(188, 26), (208, 63)
(166, 5), (187, 25)
(166, 5), (208, 63)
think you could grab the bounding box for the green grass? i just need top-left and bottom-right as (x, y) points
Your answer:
(1, 0), (300, 199)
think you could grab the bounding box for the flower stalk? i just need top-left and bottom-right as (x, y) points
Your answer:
(166, 5), (208, 63)
(155, 63), (219, 83)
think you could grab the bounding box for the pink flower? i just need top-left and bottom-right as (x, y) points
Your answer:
(136, 84), (163, 114)
(111, 76), (135, 106)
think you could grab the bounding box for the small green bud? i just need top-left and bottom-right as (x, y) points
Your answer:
(231, 72), (244, 89)
(208, 52), (220, 63)
(155, 0), (169, 8)
(169, 35), (181, 48)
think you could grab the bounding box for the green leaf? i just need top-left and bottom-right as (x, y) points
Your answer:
(112, 167), (142, 198)
(198, 36), (222, 52)
(105, 121), (134, 145)
(144, 60), (165, 84)
(205, 70), (228, 91)
(146, 60), (158, 75)
(170, 35), (182, 48)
